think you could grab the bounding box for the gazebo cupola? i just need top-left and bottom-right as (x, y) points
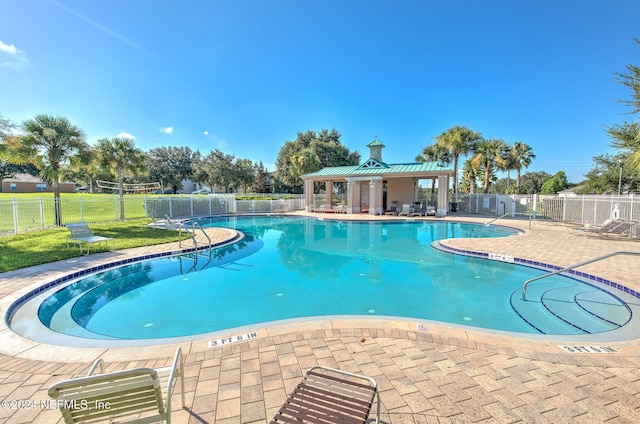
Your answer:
(358, 138), (389, 169)
(367, 138), (385, 161)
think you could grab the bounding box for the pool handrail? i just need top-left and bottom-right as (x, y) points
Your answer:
(178, 221), (211, 250)
(522, 251), (640, 301)
(485, 212), (533, 229)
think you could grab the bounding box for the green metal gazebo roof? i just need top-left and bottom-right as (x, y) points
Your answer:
(366, 138), (385, 148)
(302, 160), (453, 179)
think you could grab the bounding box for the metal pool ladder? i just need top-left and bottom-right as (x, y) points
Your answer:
(522, 251), (640, 301)
(179, 221), (212, 250)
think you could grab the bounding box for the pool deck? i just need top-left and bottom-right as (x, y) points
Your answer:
(2, 213), (640, 423)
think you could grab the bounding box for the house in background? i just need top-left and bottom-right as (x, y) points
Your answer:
(1, 173), (75, 193)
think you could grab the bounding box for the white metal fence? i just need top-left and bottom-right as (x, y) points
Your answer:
(144, 195), (305, 219)
(4, 192), (639, 237)
(0, 194), (305, 236)
(457, 193), (640, 236)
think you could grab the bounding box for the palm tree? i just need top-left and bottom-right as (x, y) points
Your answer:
(470, 138), (508, 193)
(416, 144), (451, 200)
(509, 142), (536, 193)
(461, 158), (481, 194)
(21, 115), (90, 225)
(436, 125), (482, 200)
(95, 137), (146, 220)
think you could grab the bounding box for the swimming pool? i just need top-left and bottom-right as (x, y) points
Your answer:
(8, 216), (638, 344)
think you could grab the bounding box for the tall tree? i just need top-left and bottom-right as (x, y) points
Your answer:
(416, 143), (451, 197)
(196, 149), (237, 192)
(252, 161), (269, 193)
(64, 148), (110, 193)
(540, 171), (569, 194)
(95, 137), (146, 220)
(606, 39), (640, 171)
(509, 142), (536, 193)
(275, 129), (360, 191)
(289, 148), (321, 183)
(460, 158), (481, 194)
(435, 125), (482, 199)
(582, 153), (640, 194)
(147, 146), (199, 193)
(0, 115), (22, 164)
(233, 158), (256, 193)
(519, 171), (552, 194)
(470, 138), (507, 193)
(613, 38), (640, 114)
(1, 115), (39, 183)
(21, 115), (90, 225)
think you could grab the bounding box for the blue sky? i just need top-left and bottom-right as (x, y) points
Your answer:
(1, 0), (638, 183)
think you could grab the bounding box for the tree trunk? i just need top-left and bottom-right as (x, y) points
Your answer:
(118, 168), (125, 220)
(53, 177), (62, 226)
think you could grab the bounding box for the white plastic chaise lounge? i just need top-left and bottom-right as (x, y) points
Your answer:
(425, 205), (436, 216)
(48, 347), (185, 424)
(65, 222), (116, 255)
(270, 366), (380, 424)
(398, 204), (412, 216)
(585, 219), (638, 237)
(571, 218), (632, 236)
(384, 204), (399, 215)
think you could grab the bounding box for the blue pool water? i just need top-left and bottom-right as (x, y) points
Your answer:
(30, 216), (633, 340)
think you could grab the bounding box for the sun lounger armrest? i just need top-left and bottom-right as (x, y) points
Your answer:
(87, 359), (105, 376)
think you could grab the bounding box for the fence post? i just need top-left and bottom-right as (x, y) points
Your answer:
(79, 195), (84, 222)
(532, 194), (537, 219)
(12, 197), (19, 235)
(39, 197), (45, 230)
(190, 196), (194, 217)
(169, 197), (173, 217)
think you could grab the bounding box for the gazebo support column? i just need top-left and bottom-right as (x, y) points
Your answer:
(437, 175), (449, 217)
(304, 178), (315, 211)
(325, 181), (333, 209)
(369, 177), (383, 215)
(346, 178), (360, 213)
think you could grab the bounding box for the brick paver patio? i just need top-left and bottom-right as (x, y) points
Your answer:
(1, 213), (640, 423)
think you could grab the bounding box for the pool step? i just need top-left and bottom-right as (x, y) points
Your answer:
(511, 282), (630, 334)
(542, 286), (630, 332)
(511, 288), (582, 334)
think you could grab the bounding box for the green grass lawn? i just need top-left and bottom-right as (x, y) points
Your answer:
(0, 219), (180, 273)
(0, 192), (154, 234)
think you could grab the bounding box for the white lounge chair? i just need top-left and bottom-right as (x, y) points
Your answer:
(48, 347), (185, 424)
(270, 366), (380, 424)
(425, 205), (436, 216)
(399, 204), (412, 216)
(385, 201), (399, 215)
(571, 218), (630, 236)
(65, 222), (116, 255)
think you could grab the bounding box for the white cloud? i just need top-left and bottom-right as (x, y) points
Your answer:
(203, 131), (209, 135)
(116, 131), (135, 139)
(0, 40), (28, 67)
(161, 126), (174, 134)
(0, 41), (17, 54)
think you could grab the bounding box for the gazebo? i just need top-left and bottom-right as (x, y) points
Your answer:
(302, 139), (455, 216)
